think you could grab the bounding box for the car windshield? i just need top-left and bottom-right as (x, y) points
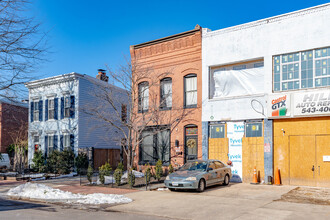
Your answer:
(179, 161), (207, 171)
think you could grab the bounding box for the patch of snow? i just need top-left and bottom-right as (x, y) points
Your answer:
(7, 183), (132, 205)
(122, 170), (144, 179)
(30, 172), (77, 181)
(157, 188), (168, 191)
(96, 176), (115, 185)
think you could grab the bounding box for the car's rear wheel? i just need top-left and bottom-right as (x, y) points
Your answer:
(223, 174), (230, 186)
(197, 179), (205, 192)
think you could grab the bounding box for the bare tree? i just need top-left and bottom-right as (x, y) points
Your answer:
(82, 58), (195, 170)
(0, 0), (48, 101)
(8, 118), (28, 173)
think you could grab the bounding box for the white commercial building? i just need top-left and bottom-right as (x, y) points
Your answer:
(202, 3), (330, 186)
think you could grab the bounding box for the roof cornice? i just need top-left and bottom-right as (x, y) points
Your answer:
(203, 3), (330, 38)
(24, 72), (83, 89)
(132, 25), (202, 49)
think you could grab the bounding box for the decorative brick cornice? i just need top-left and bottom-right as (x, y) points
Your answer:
(203, 3), (330, 38)
(131, 26), (202, 59)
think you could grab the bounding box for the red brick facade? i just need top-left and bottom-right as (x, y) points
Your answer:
(130, 25), (202, 169)
(0, 102), (28, 153)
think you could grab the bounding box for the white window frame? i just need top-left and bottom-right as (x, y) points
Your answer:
(63, 134), (70, 149)
(33, 101), (39, 121)
(48, 99), (55, 120)
(48, 135), (54, 153)
(184, 75), (197, 107)
(33, 135), (40, 150)
(160, 78), (172, 110)
(64, 96), (71, 118)
(138, 82), (149, 112)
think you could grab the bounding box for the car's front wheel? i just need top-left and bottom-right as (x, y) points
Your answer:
(197, 179), (206, 192)
(168, 188), (175, 191)
(223, 174), (230, 186)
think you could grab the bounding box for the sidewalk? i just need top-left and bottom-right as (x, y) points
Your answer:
(55, 185), (137, 195)
(107, 183), (330, 220)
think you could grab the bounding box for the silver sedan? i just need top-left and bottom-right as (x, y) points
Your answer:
(165, 160), (232, 192)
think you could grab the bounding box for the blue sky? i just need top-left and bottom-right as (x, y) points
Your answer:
(30, 0), (330, 79)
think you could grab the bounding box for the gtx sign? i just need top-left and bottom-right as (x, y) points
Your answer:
(268, 94), (290, 117)
(294, 91), (330, 116)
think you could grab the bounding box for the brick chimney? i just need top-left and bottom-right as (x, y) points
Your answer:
(96, 69), (109, 82)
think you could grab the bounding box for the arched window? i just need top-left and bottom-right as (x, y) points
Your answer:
(138, 81), (149, 112)
(184, 74), (197, 108)
(160, 77), (172, 110)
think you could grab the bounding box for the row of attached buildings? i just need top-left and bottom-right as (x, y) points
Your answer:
(129, 3), (330, 187)
(27, 3), (330, 187)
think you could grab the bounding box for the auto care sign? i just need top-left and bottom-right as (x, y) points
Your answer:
(294, 91), (330, 116)
(268, 94), (290, 118)
(227, 122), (244, 183)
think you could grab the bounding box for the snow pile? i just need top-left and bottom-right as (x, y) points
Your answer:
(7, 183), (132, 205)
(96, 176), (115, 185)
(122, 170), (144, 179)
(25, 172), (77, 181)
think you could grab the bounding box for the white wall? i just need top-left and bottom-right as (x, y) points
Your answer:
(202, 4), (330, 122)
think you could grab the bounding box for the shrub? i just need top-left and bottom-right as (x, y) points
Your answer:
(87, 165), (93, 184)
(168, 164), (174, 174)
(144, 163), (151, 184)
(114, 168), (123, 186)
(46, 149), (75, 174)
(117, 162), (124, 171)
(128, 169), (135, 188)
(75, 152), (89, 174)
(155, 159), (163, 182)
(46, 150), (60, 173)
(32, 150), (46, 173)
(99, 162), (112, 185)
(58, 149), (75, 174)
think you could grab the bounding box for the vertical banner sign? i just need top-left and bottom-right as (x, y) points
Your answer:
(227, 122), (244, 182)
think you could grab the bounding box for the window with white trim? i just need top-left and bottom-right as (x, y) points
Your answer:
(138, 82), (149, 112)
(160, 78), (172, 110)
(48, 135), (54, 153)
(64, 96), (71, 118)
(48, 99), (55, 119)
(33, 101), (39, 121)
(33, 135), (40, 151)
(184, 74), (197, 107)
(63, 134), (70, 148)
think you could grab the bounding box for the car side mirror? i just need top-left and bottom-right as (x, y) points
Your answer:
(207, 168), (213, 172)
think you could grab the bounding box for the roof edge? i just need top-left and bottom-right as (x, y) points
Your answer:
(132, 25), (201, 49)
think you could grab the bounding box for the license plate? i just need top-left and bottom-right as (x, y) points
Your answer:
(172, 182), (179, 186)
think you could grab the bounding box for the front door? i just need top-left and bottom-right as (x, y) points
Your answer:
(289, 135), (316, 186)
(185, 126), (198, 163)
(185, 135), (198, 162)
(316, 135), (330, 187)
